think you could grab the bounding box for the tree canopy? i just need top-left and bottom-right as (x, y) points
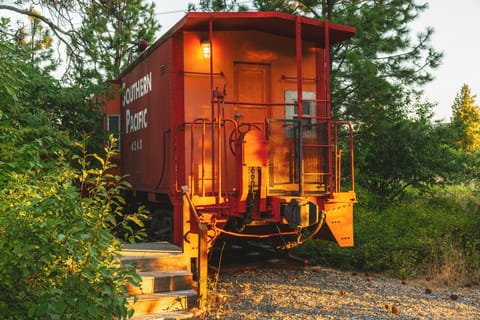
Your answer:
(451, 84), (480, 152)
(0, 1), (160, 82)
(74, 0), (160, 81)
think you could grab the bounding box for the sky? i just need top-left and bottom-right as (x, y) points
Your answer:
(409, 0), (480, 122)
(154, 0), (480, 122)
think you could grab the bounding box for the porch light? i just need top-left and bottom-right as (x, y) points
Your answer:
(200, 40), (210, 59)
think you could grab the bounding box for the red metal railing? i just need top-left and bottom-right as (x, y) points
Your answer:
(174, 104), (354, 199)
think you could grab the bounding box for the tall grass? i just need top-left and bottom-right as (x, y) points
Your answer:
(296, 186), (480, 285)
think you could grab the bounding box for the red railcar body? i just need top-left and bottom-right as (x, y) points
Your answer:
(108, 12), (356, 255)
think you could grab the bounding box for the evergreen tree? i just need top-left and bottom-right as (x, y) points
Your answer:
(0, 1), (160, 82)
(451, 84), (480, 152)
(189, 0), (249, 11)
(75, 0), (160, 81)
(1, 17), (104, 145)
(16, 7), (56, 70)
(327, 0), (443, 199)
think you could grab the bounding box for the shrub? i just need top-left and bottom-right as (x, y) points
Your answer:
(0, 127), (145, 319)
(295, 188), (480, 284)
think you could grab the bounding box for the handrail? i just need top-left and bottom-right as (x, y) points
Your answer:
(294, 109), (355, 194)
(181, 186), (208, 308)
(333, 121), (355, 193)
(175, 107), (354, 197)
(174, 118), (238, 196)
(291, 100), (331, 196)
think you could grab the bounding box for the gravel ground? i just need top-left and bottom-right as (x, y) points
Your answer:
(202, 265), (480, 319)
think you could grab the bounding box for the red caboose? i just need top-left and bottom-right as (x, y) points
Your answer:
(106, 12), (356, 257)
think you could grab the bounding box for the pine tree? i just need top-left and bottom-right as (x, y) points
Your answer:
(0, 1), (160, 82)
(75, 0), (160, 81)
(451, 84), (480, 152)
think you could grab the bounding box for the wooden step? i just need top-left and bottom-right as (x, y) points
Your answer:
(122, 242), (181, 252)
(127, 270), (193, 295)
(121, 253), (189, 272)
(128, 290), (197, 315)
(120, 242), (189, 272)
(119, 242), (197, 318)
(129, 310), (194, 319)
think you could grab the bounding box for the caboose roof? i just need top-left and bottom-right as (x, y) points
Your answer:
(120, 11), (355, 77)
(170, 11), (355, 47)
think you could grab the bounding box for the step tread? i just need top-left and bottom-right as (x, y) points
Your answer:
(128, 270), (193, 295)
(133, 289), (197, 300)
(120, 242), (197, 317)
(137, 270), (192, 277)
(119, 242), (183, 259)
(120, 253), (189, 272)
(122, 242), (182, 252)
(120, 252), (184, 259)
(129, 290), (197, 315)
(130, 310), (194, 320)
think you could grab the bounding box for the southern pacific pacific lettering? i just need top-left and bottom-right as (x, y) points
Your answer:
(125, 108), (147, 134)
(122, 72), (152, 107)
(122, 72), (151, 135)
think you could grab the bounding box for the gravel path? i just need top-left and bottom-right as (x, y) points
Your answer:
(203, 265), (480, 319)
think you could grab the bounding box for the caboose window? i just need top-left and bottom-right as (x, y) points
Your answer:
(293, 102), (311, 116)
(294, 102), (312, 129)
(284, 90), (316, 138)
(107, 114), (120, 150)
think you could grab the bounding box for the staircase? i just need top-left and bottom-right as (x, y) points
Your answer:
(120, 242), (197, 319)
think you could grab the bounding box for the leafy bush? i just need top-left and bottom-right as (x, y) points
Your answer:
(0, 21), (145, 319)
(0, 121), (144, 319)
(296, 188), (480, 284)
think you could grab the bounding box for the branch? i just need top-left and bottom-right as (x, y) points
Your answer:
(332, 43), (348, 72)
(374, 28), (433, 61)
(295, 0), (321, 19)
(0, 4), (76, 55)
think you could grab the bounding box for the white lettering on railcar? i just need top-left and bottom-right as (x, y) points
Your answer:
(125, 108), (148, 134)
(122, 72), (152, 107)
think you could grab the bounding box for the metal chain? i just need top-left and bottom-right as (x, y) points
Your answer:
(249, 167), (256, 201)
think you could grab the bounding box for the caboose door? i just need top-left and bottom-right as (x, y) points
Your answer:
(233, 62), (271, 128)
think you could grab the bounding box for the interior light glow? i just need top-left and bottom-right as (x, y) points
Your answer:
(200, 40), (210, 59)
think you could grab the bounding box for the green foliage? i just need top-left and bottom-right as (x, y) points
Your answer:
(0, 130), (145, 319)
(1, 17), (105, 150)
(0, 19), (33, 109)
(0, 14), (57, 74)
(189, 0), (250, 11)
(19, 7), (57, 71)
(0, 29), (146, 319)
(451, 84), (480, 152)
(324, 1), (444, 201)
(355, 102), (458, 201)
(329, 0), (441, 104)
(296, 188), (480, 283)
(1, 1), (160, 82)
(75, 0), (160, 81)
